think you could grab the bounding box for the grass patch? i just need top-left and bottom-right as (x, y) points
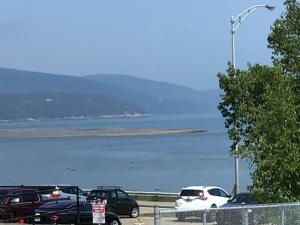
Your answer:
(130, 194), (176, 202)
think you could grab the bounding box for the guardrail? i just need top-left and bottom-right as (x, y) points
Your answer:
(126, 190), (178, 197)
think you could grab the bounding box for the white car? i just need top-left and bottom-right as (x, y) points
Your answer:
(175, 186), (231, 221)
(40, 185), (87, 202)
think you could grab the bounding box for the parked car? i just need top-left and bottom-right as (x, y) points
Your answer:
(87, 186), (139, 218)
(0, 185), (87, 202)
(39, 185), (88, 202)
(216, 192), (259, 225)
(34, 199), (121, 225)
(0, 186), (49, 223)
(175, 186), (231, 221)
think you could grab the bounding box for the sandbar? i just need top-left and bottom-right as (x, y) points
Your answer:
(0, 128), (205, 138)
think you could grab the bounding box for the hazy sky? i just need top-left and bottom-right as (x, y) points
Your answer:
(0, 1), (284, 90)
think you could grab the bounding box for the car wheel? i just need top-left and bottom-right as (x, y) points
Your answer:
(109, 219), (120, 225)
(130, 207), (140, 218)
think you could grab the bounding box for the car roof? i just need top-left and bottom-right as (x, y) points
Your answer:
(181, 186), (224, 190)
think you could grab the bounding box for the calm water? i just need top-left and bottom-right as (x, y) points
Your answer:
(0, 114), (251, 193)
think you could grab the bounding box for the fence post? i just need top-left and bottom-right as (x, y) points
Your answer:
(76, 187), (80, 225)
(242, 208), (249, 225)
(32, 192), (35, 225)
(280, 206), (285, 225)
(202, 210), (207, 225)
(154, 205), (160, 225)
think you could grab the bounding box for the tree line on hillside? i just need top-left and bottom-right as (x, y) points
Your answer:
(218, 0), (300, 203)
(0, 93), (143, 120)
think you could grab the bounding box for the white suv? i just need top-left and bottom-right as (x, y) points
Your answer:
(40, 185), (87, 202)
(175, 186), (231, 221)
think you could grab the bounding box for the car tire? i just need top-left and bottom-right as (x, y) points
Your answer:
(109, 219), (120, 225)
(130, 207), (140, 218)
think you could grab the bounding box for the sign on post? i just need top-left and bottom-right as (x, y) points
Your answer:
(92, 203), (106, 224)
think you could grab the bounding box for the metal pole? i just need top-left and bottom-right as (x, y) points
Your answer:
(202, 210), (207, 225)
(230, 4), (274, 196)
(231, 16), (236, 69)
(76, 187), (80, 225)
(154, 205), (160, 225)
(231, 15), (240, 196)
(242, 208), (249, 225)
(280, 207), (285, 225)
(235, 145), (240, 195)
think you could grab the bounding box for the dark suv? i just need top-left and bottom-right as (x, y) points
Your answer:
(87, 186), (139, 218)
(216, 192), (259, 225)
(0, 187), (45, 223)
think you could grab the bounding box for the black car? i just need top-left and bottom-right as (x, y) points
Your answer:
(216, 192), (259, 225)
(86, 186), (139, 218)
(34, 200), (121, 225)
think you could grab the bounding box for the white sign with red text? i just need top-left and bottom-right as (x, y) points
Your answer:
(92, 203), (105, 224)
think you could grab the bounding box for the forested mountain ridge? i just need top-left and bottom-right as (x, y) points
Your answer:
(0, 67), (220, 120)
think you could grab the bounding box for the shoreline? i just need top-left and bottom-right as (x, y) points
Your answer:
(0, 128), (205, 138)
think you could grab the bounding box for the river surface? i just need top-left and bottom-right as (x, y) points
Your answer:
(0, 114), (251, 193)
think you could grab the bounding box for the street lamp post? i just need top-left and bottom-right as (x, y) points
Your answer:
(230, 4), (275, 196)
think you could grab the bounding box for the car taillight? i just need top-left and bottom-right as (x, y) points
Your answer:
(51, 215), (59, 221)
(50, 193), (61, 198)
(50, 190), (61, 198)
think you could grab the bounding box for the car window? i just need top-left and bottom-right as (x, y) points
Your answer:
(90, 191), (107, 200)
(8, 191), (21, 203)
(22, 190), (39, 202)
(207, 188), (218, 196)
(117, 190), (129, 199)
(180, 189), (203, 196)
(0, 190), (9, 197)
(38, 186), (55, 194)
(61, 187), (76, 194)
(230, 194), (249, 203)
(110, 191), (117, 199)
(217, 189), (229, 197)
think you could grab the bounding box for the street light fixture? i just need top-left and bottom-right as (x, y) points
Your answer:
(230, 4), (275, 196)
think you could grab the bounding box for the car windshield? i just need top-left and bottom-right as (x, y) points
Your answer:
(180, 189), (203, 196)
(0, 190), (9, 197)
(90, 191), (107, 200)
(229, 193), (252, 203)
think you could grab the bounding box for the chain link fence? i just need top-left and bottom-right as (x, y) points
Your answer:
(157, 203), (300, 225)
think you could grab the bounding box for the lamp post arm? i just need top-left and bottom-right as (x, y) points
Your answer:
(231, 5), (270, 33)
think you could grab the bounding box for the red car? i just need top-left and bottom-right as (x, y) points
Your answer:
(0, 187), (49, 223)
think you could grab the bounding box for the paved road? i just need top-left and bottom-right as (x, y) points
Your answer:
(121, 201), (213, 225)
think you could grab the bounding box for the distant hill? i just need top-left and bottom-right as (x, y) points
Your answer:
(0, 93), (143, 120)
(86, 74), (220, 115)
(0, 67), (221, 120)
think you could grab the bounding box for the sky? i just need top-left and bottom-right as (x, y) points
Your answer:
(0, 1), (285, 91)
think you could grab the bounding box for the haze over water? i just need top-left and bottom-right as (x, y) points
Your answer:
(0, 114), (251, 193)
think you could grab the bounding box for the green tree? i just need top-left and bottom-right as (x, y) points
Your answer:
(218, 0), (300, 203)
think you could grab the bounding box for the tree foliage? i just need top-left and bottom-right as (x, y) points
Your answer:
(218, 0), (300, 203)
